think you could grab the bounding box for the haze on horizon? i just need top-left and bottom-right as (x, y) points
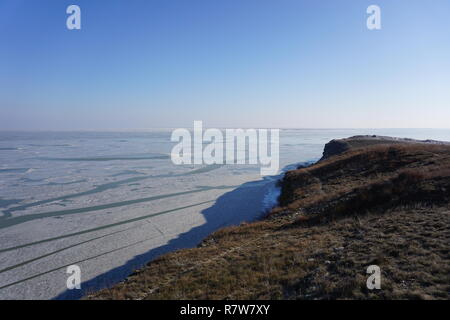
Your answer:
(1, 0), (449, 131)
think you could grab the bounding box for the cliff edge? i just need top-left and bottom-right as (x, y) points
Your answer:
(88, 136), (450, 300)
(320, 135), (450, 161)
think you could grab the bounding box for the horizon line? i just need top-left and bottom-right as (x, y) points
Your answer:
(1, 127), (450, 132)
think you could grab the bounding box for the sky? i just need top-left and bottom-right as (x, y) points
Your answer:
(0, 0), (449, 130)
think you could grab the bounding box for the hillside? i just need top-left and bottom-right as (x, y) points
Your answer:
(87, 136), (450, 300)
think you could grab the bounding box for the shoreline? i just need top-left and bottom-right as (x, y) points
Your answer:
(87, 135), (450, 300)
(54, 173), (284, 299)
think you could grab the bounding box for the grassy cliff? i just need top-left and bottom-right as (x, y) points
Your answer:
(88, 137), (450, 300)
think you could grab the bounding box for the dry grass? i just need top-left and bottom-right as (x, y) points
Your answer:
(87, 142), (450, 300)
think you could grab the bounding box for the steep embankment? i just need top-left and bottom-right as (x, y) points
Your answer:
(88, 136), (450, 300)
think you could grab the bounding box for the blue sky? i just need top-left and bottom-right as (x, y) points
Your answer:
(0, 0), (449, 130)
